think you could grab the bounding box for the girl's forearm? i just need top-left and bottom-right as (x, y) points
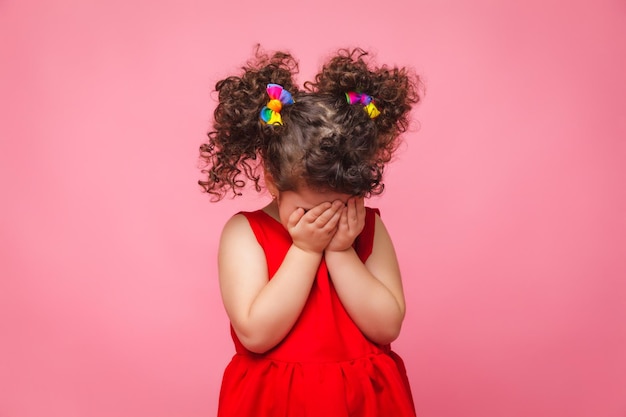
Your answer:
(324, 248), (405, 344)
(236, 246), (322, 353)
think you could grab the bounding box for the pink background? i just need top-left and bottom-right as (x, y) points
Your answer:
(1, 0), (625, 416)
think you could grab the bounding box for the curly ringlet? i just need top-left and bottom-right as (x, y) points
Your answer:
(198, 46), (422, 201)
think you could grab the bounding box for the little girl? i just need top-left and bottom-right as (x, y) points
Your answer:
(199, 47), (422, 417)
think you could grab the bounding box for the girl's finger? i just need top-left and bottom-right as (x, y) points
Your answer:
(346, 197), (358, 228)
(287, 207), (306, 229)
(304, 201), (333, 222)
(314, 200), (344, 227)
(355, 197), (366, 223)
(324, 206), (344, 231)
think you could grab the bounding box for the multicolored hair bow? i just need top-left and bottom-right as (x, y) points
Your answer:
(260, 83), (295, 125)
(345, 91), (380, 119)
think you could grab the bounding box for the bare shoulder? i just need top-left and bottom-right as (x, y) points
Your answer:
(220, 213), (256, 243)
(218, 213), (267, 277)
(366, 212), (402, 280)
(372, 212), (396, 252)
(219, 211), (264, 249)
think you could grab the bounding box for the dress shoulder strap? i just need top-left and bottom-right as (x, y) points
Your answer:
(237, 210), (289, 248)
(354, 207), (380, 263)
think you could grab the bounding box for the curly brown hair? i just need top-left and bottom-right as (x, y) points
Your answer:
(198, 47), (422, 200)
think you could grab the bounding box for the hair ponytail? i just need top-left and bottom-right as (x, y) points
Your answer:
(299, 48), (422, 194)
(307, 48), (422, 162)
(199, 47), (299, 200)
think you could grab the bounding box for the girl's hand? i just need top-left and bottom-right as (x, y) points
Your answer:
(287, 200), (344, 253)
(326, 197), (365, 252)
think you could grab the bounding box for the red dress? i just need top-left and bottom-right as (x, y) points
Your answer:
(218, 207), (416, 417)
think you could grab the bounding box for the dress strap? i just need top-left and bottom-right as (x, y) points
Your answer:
(352, 207), (380, 263)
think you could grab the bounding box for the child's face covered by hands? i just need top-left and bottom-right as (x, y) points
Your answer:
(275, 187), (362, 253)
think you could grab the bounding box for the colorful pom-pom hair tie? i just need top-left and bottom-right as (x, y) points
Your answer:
(260, 83), (295, 125)
(345, 91), (380, 119)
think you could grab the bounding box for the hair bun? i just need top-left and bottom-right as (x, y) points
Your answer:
(199, 47), (300, 200)
(308, 48), (422, 136)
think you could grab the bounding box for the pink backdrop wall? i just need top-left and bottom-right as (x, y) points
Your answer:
(1, 1), (625, 416)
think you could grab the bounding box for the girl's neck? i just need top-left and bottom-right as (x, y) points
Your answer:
(262, 200), (281, 223)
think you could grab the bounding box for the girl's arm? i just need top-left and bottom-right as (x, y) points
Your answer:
(324, 200), (406, 345)
(218, 202), (343, 353)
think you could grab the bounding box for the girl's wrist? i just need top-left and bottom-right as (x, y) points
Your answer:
(324, 246), (356, 258)
(290, 242), (325, 258)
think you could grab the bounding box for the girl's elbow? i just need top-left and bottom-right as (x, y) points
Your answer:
(367, 319), (403, 345)
(373, 305), (405, 344)
(235, 327), (282, 354)
(381, 323), (403, 344)
(242, 339), (274, 354)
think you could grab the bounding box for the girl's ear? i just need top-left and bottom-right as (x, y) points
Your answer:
(264, 170), (278, 199)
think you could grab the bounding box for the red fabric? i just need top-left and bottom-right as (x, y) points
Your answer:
(218, 207), (416, 417)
